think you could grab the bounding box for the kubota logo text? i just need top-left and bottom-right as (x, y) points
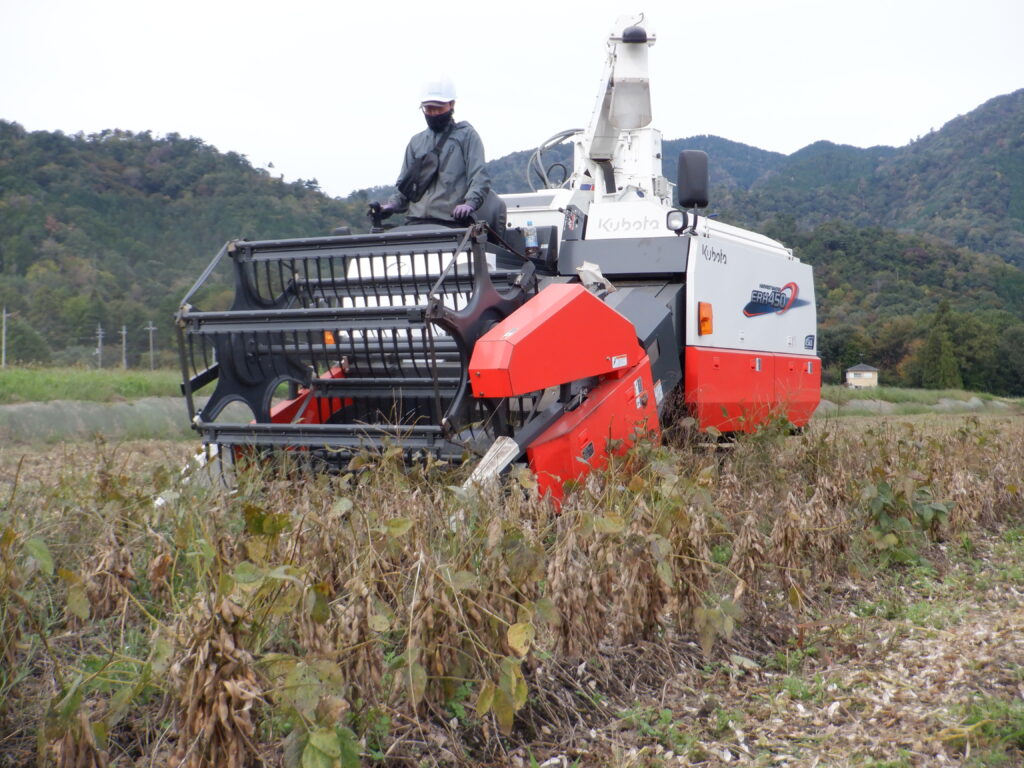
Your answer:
(701, 244), (727, 263)
(743, 282), (808, 317)
(596, 216), (661, 233)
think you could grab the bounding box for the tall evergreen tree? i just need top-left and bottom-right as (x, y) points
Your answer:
(919, 301), (963, 389)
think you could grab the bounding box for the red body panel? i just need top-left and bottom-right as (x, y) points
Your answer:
(527, 355), (660, 502)
(269, 365), (348, 425)
(469, 283), (642, 398)
(773, 354), (822, 426)
(684, 346), (820, 432)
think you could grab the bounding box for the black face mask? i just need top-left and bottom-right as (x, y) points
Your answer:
(425, 109), (454, 133)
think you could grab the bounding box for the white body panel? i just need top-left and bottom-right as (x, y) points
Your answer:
(685, 219), (817, 355)
(584, 199), (674, 240)
(502, 189), (589, 239)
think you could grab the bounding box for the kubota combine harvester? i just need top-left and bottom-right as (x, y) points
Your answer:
(176, 15), (821, 499)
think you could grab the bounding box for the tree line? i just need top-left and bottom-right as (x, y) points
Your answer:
(1, 120), (1022, 394)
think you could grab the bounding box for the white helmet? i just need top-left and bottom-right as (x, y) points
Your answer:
(420, 76), (456, 105)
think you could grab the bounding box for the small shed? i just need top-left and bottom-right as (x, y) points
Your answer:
(845, 363), (879, 389)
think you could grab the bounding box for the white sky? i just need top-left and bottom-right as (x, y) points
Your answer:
(2, 0), (1022, 199)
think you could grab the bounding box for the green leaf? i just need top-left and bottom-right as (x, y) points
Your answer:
(283, 664), (321, 718)
(283, 731), (304, 768)
(307, 727), (341, 758)
(720, 598), (742, 618)
(648, 534), (672, 561)
(500, 655), (522, 681)
(43, 680), (84, 740)
(259, 652), (299, 681)
(267, 565), (305, 587)
(507, 622), (535, 657)
(408, 661), (427, 706)
(698, 620), (716, 657)
(90, 720), (108, 749)
(788, 585), (804, 612)
(66, 582), (90, 620)
(337, 726), (361, 768)
(310, 660), (346, 690)
(367, 613), (390, 632)
(25, 537), (53, 576)
(268, 583), (301, 616)
(301, 740), (333, 768)
(492, 686), (515, 734)
(232, 560), (264, 584)
(729, 654), (760, 671)
(385, 518), (414, 538)
(306, 583), (330, 625)
(450, 570), (478, 591)
(594, 514), (625, 534)
(513, 675), (528, 710)
(149, 633), (174, 676)
(533, 597), (560, 627)
(242, 504), (290, 536)
(475, 680), (496, 717)
(516, 466), (538, 490)
(105, 675), (146, 728)
(655, 559), (674, 587)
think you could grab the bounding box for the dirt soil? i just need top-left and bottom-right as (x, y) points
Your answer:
(549, 531), (1024, 767)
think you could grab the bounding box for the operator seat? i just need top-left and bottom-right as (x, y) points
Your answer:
(474, 190), (507, 244)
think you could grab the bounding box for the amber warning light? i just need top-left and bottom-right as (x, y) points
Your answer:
(698, 302), (713, 335)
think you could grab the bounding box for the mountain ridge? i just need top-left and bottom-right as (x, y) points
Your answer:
(1, 88), (1022, 391)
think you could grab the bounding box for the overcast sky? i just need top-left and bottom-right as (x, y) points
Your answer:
(2, 0), (1022, 199)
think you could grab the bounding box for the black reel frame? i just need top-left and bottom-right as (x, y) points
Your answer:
(176, 223), (541, 467)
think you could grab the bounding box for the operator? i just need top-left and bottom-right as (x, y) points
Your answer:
(372, 76), (490, 227)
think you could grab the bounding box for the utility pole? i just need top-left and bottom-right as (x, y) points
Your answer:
(95, 324), (104, 368)
(1, 306), (9, 368)
(144, 321), (157, 370)
(120, 325), (128, 369)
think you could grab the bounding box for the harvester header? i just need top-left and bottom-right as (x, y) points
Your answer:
(176, 17), (820, 499)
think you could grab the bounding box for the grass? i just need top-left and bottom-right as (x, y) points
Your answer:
(0, 366), (1018, 413)
(0, 366), (181, 404)
(822, 383), (1012, 406)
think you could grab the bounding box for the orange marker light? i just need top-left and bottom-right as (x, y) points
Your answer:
(324, 330), (336, 345)
(698, 302), (713, 335)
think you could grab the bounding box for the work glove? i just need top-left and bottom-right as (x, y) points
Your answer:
(452, 203), (475, 221)
(368, 201), (395, 219)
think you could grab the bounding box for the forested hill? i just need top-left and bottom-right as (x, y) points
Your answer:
(703, 89), (1024, 268)
(0, 121), (367, 365)
(1, 88), (1023, 393)
(482, 89), (1024, 268)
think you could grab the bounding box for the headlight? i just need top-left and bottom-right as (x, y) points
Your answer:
(666, 210), (687, 233)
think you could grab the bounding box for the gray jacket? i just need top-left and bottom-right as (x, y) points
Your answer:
(388, 121), (490, 220)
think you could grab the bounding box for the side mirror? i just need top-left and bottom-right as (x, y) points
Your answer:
(677, 150), (709, 209)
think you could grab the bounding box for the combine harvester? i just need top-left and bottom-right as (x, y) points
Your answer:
(176, 15), (820, 500)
